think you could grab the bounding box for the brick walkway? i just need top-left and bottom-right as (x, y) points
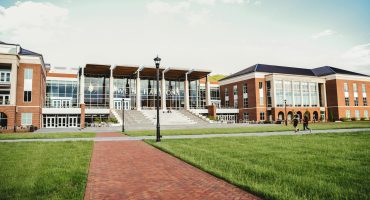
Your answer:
(95, 132), (124, 137)
(84, 140), (259, 200)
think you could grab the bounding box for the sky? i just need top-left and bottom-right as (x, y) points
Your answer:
(0, 0), (370, 75)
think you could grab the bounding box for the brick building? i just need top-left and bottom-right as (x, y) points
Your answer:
(219, 64), (370, 122)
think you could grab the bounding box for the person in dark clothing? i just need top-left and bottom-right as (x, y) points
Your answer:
(303, 115), (312, 133)
(293, 114), (299, 133)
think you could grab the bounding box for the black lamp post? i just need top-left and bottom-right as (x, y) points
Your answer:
(154, 55), (161, 142)
(284, 99), (287, 126)
(122, 97), (125, 132)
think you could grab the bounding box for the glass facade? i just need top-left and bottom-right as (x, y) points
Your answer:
(113, 77), (137, 109)
(85, 76), (110, 108)
(166, 80), (184, 109)
(45, 80), (79, 108)
(293, 82), (301, 107)
(275, 80), (283, 107)
(284, 81), (293, 106)
(141, 79), (161, 108)
(189, 80), (205, 109)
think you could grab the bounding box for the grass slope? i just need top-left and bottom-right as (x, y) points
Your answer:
(126, 121), (370, 136)
(0, 141), (93, 200)
(147, 132), (370, 200)
(0, 132), (96, 140)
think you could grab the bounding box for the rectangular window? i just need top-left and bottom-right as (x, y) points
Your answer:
(355, 110), (360, 119)
(233, 85), (238, 108)
(363, 97), (368, 106)
(243, 83), (248, 108)
(354, 97), (359, 106)
(234, 99), (238, 108)
(302, 82), (309, 107)
(21, 113), (32, 125)
(344, 83), (348, 92)
(233, 85), (237, 95)
(362, 84), (366, 92)
(0, 72), (11, 82)
(293, 82), (301, 107)
(243, 112), (249, 121)
(345, 97), (350, 106)
(275, 80), (283, 107)
(225, 88), (229, 107)
(266, 81), (272, 107)
(24, 68), (33, 102)
(284, 81), (293, 106)
(260, 112), (265, 121)
(364, 110), (369, 119)
(259, 82), (264, 106)
(345, 110), (351, 119)
(310, 83), (318, 107)
(353, 83), (358, 92)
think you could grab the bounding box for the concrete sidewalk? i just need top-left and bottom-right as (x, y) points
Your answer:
(1, 128), (369, 143)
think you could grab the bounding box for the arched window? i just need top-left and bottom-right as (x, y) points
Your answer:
(278, 111), (284, 120)
(287, 111), (293, 121)
(296, 111), (302, 120)
(304, 111), (311, 120)
(0, 112), (7, 128)
(313, 111), (319, 121)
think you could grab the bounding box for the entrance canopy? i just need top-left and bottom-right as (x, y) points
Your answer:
(84, 64), (111, 76)
(113, 65), (139, 78)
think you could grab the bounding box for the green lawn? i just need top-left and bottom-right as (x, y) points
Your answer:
(147, 131), (370, 200)
(126, 121), (370, 136)
(0, 141), (93, 200)
(0, 132), (96, 140)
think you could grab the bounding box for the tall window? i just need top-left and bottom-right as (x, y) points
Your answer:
(284, 81), (293, 106)
(345, 97), (350, 106)
(85, 76), (110, 108)
(362, 84), (367, 106)
(243, 83), (248, 108)
(345, 110), (351, 118)
(310, 83), (318, 107)
(364, 110), (369, 119)
(224, 88), (229, 107)
(243, 112), (249, 121)
(259, 82), (264, 106)
(45, 80), (79, 108)
(266, 81), (272, 107)
(260, 112), (265, 121)
(21, 113), (32, 125)
(233, 85), (238, 108)
(354, 97), (359, 106)
(364, 97), (368, 106)
(24, 68), (33, 102)
(293, 82), (301, 107)
(302, 82), (309, 107)
(275, 80), (283, 107)
(355, 110), (360, 119)
(344, 83), (348, 92)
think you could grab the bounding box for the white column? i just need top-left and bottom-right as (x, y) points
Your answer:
(80, 66), (85, 104)
(291, 80), (295, 107)
(10, 62), (18, 105)
(136, 71), (141, 110)
(322, 83), (327, 107)
(161, 71), (166, 110)
(271, 79), (276, 107)
(205, 75), (211, 106)
(109, 67), (114, 109)
(282, 80), (286, 103)
(184, 73), (190, 110)
(316, 83), (320, 107)
(300, 82), (303, 107)
(308, 82), (312, 107)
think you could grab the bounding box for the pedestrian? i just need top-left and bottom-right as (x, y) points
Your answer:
(303, 115), (312, 133)
(293, 114), (299, 133)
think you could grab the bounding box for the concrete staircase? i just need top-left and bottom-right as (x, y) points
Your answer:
(177, 110), (210, 125)
(115, 110), (153, 127)
(141, 110), (198, 126)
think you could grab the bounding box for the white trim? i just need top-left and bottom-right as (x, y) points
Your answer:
(219, 72), (267, 85)
(85, 109), (110, 114)
(46, 77), (78, 81)
(324, 74), (370, 81)
(327, 106), (370, 108)
(42, 108), (81, 114)
(17, 106), (41, 108)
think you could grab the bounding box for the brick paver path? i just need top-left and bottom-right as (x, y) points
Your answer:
(95, 132), (125, 137)
(84, 140), (259, 200)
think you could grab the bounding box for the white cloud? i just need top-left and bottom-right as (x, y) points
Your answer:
(221, 0), (247, 4)
(342, 43), (370, 68)
(0, 1), (68, 33)
(311, 29), (336, 39)
(254, 0), (261, 6)
(146, 1), (190, 15)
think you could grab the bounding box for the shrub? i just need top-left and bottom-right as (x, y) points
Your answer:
(340, 117), (351, 122)
(93, 118), (102, 123)
(208, 116), (217, 121)
(361, 117), (368, 121)
(108, 117), (118, 123)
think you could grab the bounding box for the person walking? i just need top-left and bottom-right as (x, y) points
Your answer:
(293, 114), (299, 133)
(303, 115), (312, 133)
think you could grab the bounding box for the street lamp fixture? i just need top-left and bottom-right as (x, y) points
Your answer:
(284, 99), (287, 126)
(154, 55), (161, 142)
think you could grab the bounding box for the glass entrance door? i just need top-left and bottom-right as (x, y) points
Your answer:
(123, 100), (130, 110)
(114, 100), (122, 110)
(57, 117), (67, 128)
(46, 116), (56, 128)
(69, 116), (78, 127)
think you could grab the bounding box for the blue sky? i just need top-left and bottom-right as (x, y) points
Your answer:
(0, 0), (369, 74)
